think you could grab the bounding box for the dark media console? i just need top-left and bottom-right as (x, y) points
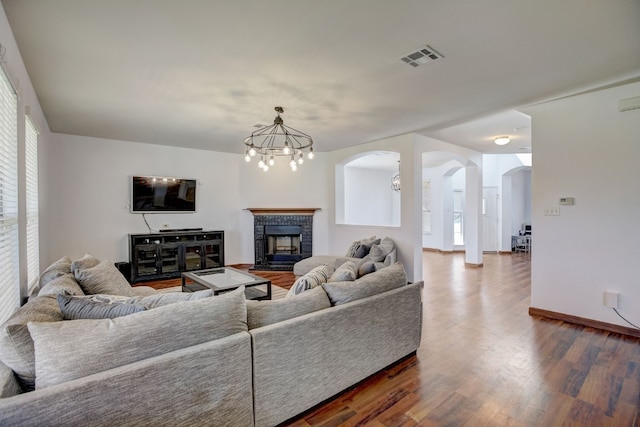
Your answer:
(129, 230), (224, 283)
(159, 228), (203, 233)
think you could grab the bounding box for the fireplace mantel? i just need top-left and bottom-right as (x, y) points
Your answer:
(246, 208), (320, 216)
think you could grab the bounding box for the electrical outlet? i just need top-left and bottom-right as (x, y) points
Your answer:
(544, 207), (560, 216)
(603, 291), (619, 309)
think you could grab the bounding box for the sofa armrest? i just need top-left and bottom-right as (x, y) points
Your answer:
(0, 361), (21, 398)
(251, 282), (422, 427)
(0, 332), (254, 427)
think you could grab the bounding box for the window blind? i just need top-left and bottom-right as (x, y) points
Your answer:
(0, 64), (19, 323)
(25, 114), (39, 291)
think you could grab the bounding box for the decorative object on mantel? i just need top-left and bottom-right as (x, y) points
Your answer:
(391, 160), (401, 192)
(243, 106), (314, 172)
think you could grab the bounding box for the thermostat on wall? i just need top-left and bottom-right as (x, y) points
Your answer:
(559, 197), (574, 205)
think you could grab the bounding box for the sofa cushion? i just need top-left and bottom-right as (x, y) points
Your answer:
(322, 262), (407, 305)
(56, 294), (147, 320)
(30, 256), (73, 297)
(70, 254), (101, 275)
(287, 264), (334, 297)
(28, 286), (248, 389)
(37, 273), (85, 297)
(59, 289), (213, 310)
(130, 286), (158, 296)
(0, 359), (22, 398)
(369, 237), (395, 262)
(127, 289), (213, 308)
(0, 295), (63, 391)
(246, 286), (331, 329)
(328, 260), (358, 282)
(74, 260), (136, 296)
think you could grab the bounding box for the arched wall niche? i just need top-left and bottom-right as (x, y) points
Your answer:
(335, 150), (401, 227)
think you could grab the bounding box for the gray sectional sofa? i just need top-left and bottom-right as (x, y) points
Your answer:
(293, 236), (397, 277)
(0, 256), (422, 427)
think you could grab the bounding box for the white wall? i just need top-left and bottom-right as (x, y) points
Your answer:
(510, 170), (531, 234)
(343, 166), (398, 226)
(422, 160), (463, 250)
(525, 81), (640, 327)
(43, 134), (329, 266)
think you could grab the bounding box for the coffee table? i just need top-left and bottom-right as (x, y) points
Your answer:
(181, 266), (272, 300)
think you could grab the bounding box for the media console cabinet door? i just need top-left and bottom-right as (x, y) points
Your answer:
(129, 231), (224, 282)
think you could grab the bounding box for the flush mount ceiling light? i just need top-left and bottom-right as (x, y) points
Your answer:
(243, 106), (314, 172)
(494, 136), (511, 146)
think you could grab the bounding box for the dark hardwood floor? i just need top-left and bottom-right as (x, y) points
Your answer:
(142, 253), (640, 426)
(137, 264), (296, 290)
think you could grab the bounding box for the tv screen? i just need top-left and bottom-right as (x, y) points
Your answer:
(131, 176), (197, 213)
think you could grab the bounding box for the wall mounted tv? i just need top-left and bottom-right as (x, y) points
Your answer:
(131, 176), (197, 213)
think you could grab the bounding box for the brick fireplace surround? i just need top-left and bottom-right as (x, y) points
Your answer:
(247, 208), (319, 271)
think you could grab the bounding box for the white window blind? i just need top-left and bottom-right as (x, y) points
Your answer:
(0, 64), (19, 323)
(25, 114), (39, 291)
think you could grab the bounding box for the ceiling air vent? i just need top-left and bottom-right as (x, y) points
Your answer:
(619, 96), (640, 112)
(400, 45), (444, 68)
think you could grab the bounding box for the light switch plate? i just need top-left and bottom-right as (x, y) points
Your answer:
(544, 207), (560, 216)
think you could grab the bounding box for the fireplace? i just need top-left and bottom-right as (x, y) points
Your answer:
(248, 208), (319, 271)
(264, 225), (302, 268)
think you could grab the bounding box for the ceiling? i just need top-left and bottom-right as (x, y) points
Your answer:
(3, 0), (640, 159)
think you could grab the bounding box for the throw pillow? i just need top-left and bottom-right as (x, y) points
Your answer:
(37, 273), (85, 298)
(28, 286), (248, 389)
(56, 294), (147, 320)
(246, 286), (331, 329)
(344, 236), (379, 258)
(286, 264), (334, 297)
(126, 289), (213, 308)
(322, 262), (406, 305)
(344, 240), (361, 258)
(357, 259), (378, 277)
(369, 237), (395, 262)
(354, 237), (380, 258)
(54, 290), (213, 315)
(328, 260), (358, 282)
(0, 295), (63, 392)
(74, 260), (136, 296)
(70, 254), (101, 275)
(34, 256), (73, 295)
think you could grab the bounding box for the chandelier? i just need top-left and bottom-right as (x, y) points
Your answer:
(391, 160), (401, 192)
(243, 106), (314, 172)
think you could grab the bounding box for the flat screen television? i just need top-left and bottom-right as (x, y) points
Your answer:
(130, 176), (197, 213)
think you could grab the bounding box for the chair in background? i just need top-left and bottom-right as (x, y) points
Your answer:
(513, 224), (532, 254)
